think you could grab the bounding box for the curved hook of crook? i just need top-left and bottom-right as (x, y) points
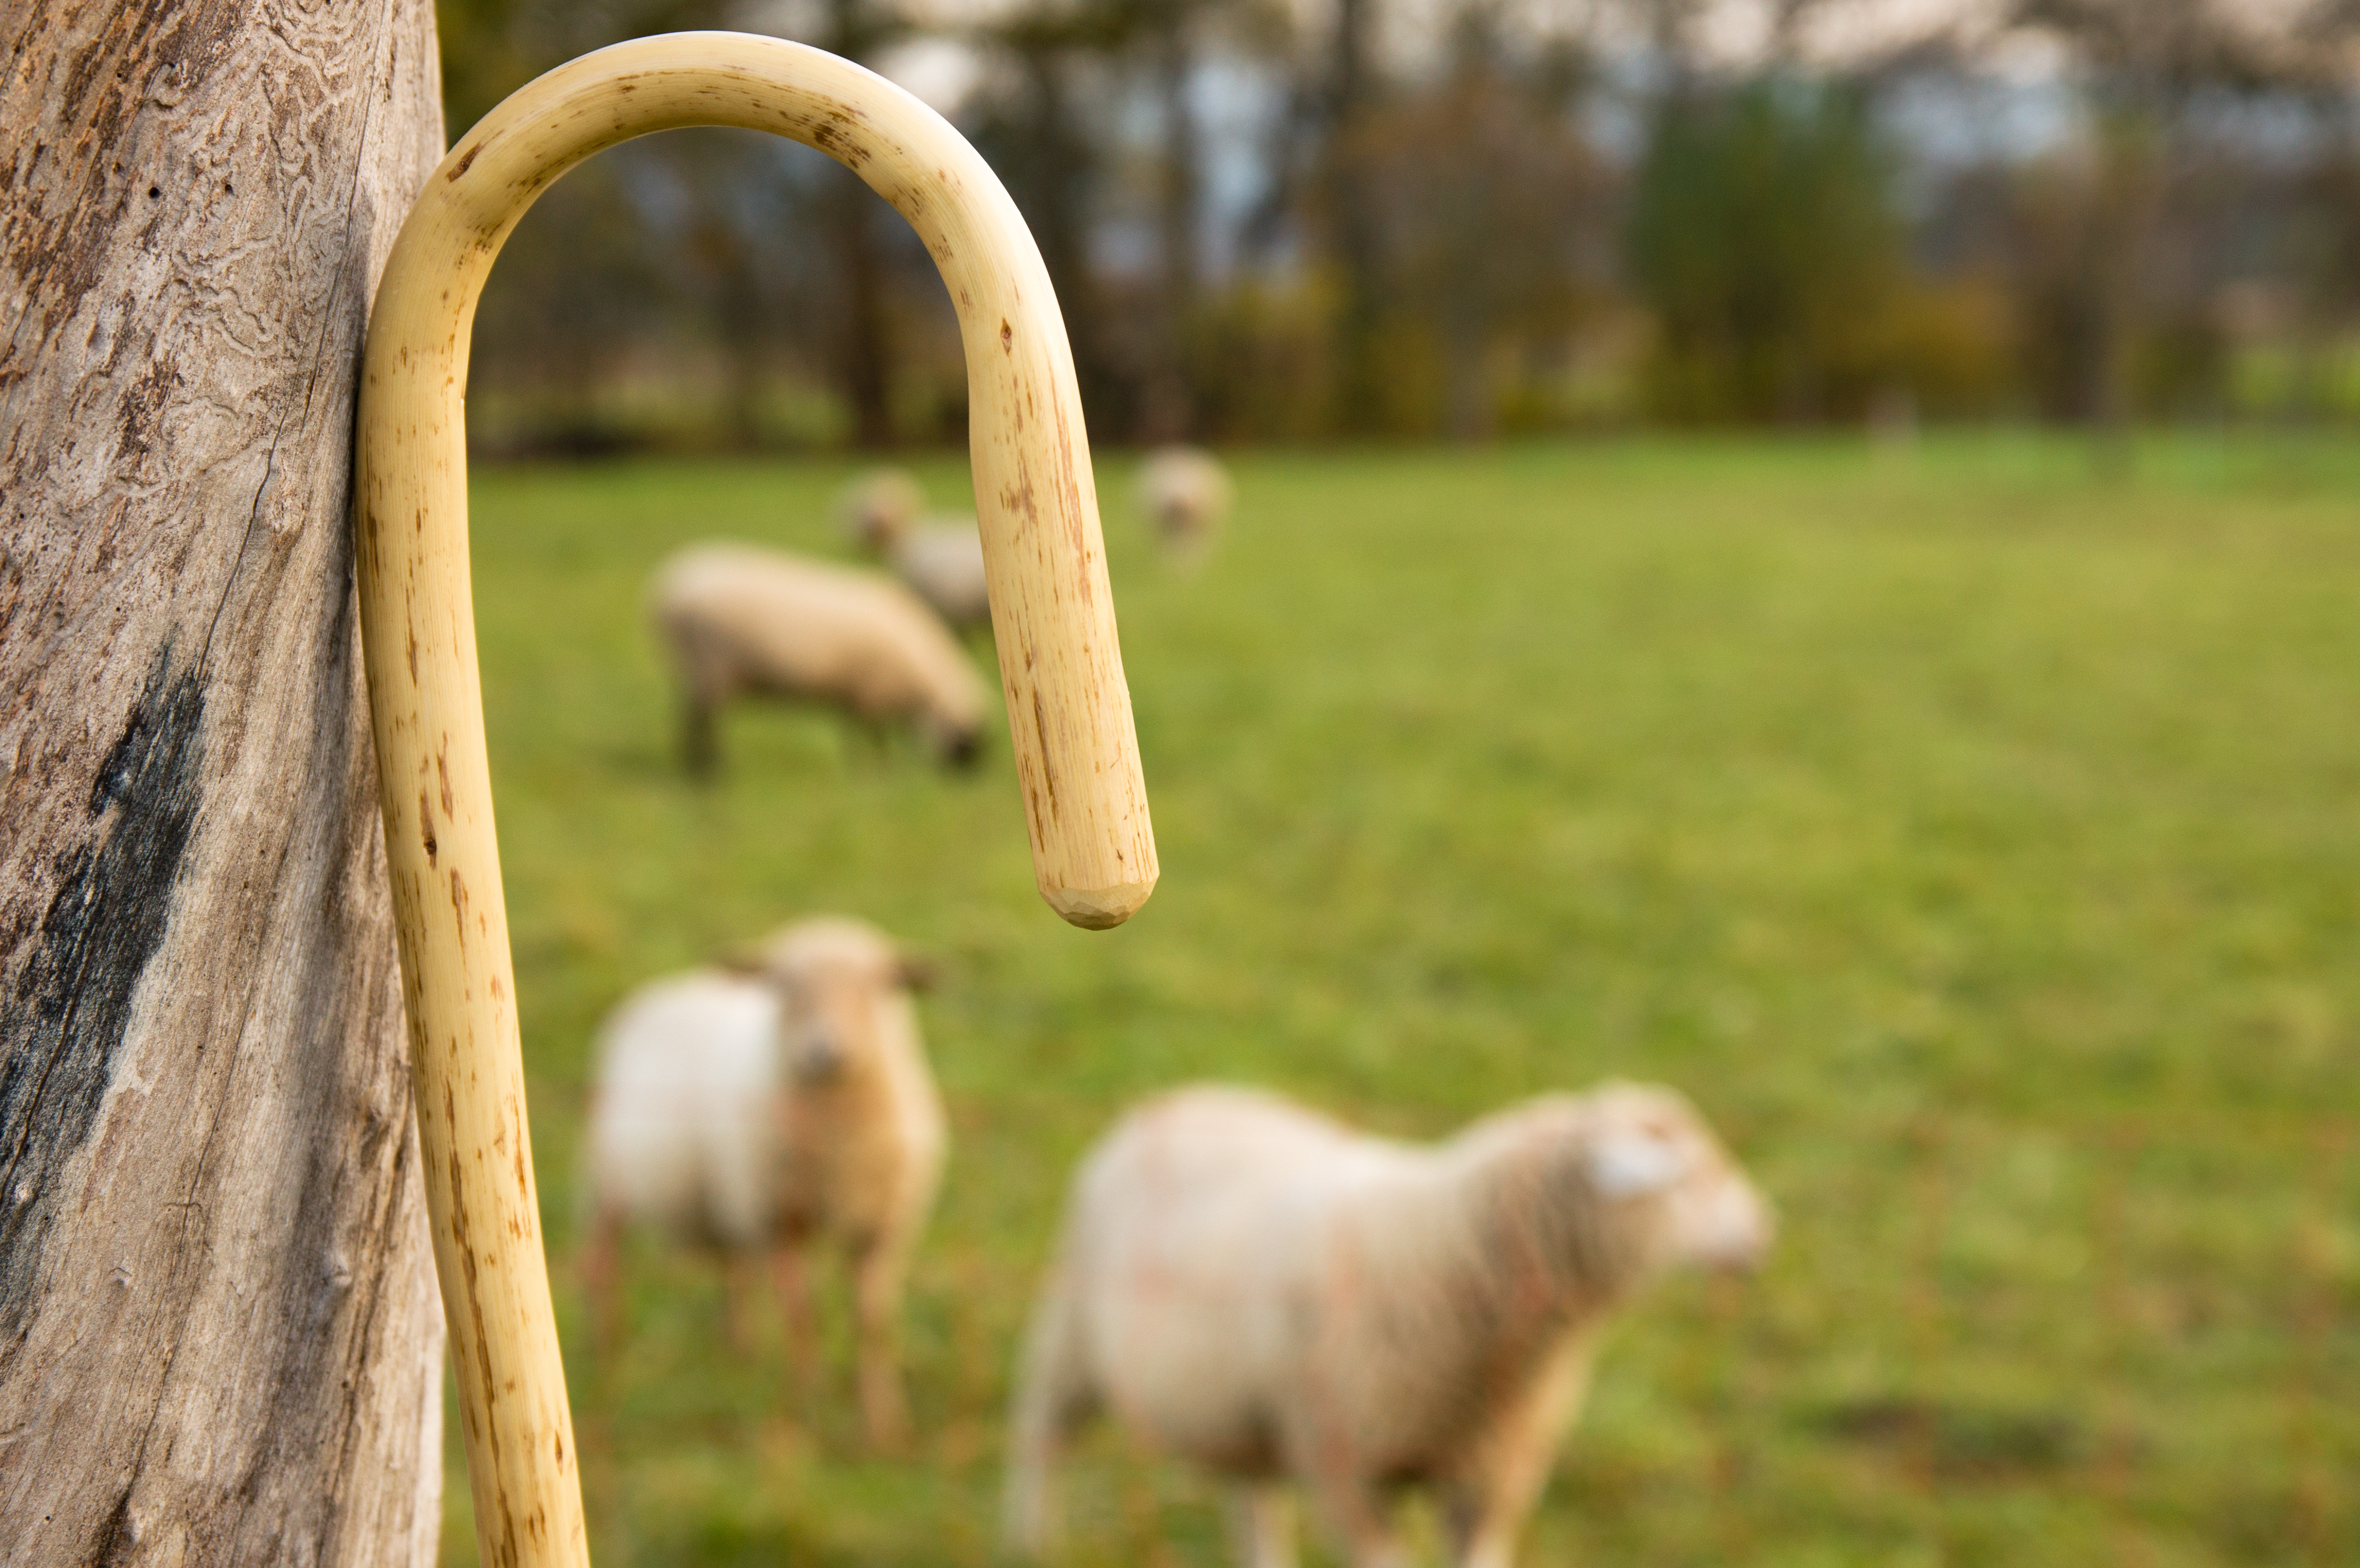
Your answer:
(354, 34), (1156, 1566)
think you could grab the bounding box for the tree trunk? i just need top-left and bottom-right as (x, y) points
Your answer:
(1326, 0), (1384, 435)
(827, 166), (898, 449)
(2087, 103), (2161, 477)
(1148, 16), (1200, 441)
(824, 0), (899, 449)
(1016, 46), (1115, 428)
(0, 2), (447, 1562)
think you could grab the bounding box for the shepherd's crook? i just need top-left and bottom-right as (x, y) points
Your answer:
(354, 34), (1156, 1565)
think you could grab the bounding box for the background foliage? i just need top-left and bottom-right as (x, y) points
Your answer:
(436, 0), (2360, 449)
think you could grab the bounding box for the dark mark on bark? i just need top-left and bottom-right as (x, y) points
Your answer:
(0, 650), (204, 1341)
(448, 1144), (501, 1424)
(1030, 687), (1058, 817)
(116, 355), (177, 452)
(446, 143), (480, 180)
(809, 112), (870, 168)
(89, 1487), (135, 1566)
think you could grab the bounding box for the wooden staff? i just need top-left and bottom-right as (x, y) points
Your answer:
(354, 34), (1157, 1566)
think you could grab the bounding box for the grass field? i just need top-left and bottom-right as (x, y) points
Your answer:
(445, 434), (2359, 1566)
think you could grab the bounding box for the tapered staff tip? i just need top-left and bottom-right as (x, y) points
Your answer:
(1043, 875), (1156, 930)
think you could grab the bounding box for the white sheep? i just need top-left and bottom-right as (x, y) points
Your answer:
(839, 467), (993, 633)
(650, 542), (988, 775)
(1003, 1081), (1773, 1568)
(1136, 445), (1232, 561)
(581, 916), (947, 1448)
(839, 468), (928, 549)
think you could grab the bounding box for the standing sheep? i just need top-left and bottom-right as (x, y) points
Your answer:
(839, 466), (994, 632)
(651, 542), (987, 775)
(1004, 1082), (1773, 1568)
(582, 916), (947, 1448)
(1136, 445), (1232, 562)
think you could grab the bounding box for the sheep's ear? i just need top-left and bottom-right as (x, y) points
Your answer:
(894, 952), (941, 993)
(1590, 1130), (1690, 1197)
(714, 943), (769, 977)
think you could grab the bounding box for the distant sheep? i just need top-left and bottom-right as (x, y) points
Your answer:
(840, 467), (993, 633)
(1136, 445), (1232, 561)
(839, 468), (927, 549)
(1004, 1082), (1773, 1567)
(582, 916), (947, 1448)
(651, 542), (987, 775)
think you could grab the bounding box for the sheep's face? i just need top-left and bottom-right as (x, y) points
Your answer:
(744, 918), (929, 1088)
(839, 471), (924, 551)
(1583, 1084), (1774, 1275)
(925, 713), (985, 771)
(774, 970), (862, 1085)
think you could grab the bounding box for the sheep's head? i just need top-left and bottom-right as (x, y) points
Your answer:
(1137, 447), (1232, 538)
(839, 469), (926, 553)
(928, 713), (985, 772)
(1576, 1082), (1774, 1277)
(727, 917), (932, 1085)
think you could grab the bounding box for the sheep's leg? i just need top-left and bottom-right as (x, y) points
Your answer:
(1442, 1424), (1563, 1568)
(1441, 1440), (1552, 1568)
(724, 1249), (762, 1357)
(773, 1243), (821, 1412)
(680, 687), (718, 777)
(583, 1203), (626, 1362)
(664, 621), (725, 778)
(1442, 1486), (1536, 1568)
(850, 1233), (913, 1450)
(1441, 1334), (1599, 1568)
(1327, 1497), (1408, 1568)
(1296, 1468), (1406, 1568)
(1225, 1485), (1299, 1568)
(1443, 1465), (1555, 1568)
(1003, 1264), (1094, 1558)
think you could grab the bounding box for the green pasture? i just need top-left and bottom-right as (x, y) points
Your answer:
(445, 434), (2359, 1566)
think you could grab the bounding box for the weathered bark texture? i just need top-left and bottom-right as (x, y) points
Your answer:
(0, 2), (446, 1562)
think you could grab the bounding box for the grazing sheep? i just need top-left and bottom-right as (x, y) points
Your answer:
(839, 467), (993, 632)
(651, 542), (987, 775)
(839, 467), (928, 548)
(1136, 445), (1232, 561)
(581, 916), (947, 1449)
(1004, 1082), (1773, 1568)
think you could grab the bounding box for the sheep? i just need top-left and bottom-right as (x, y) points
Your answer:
(1003, 1081), (1773, 1568)
(650, 542), (988, 776)
(839, 466), (994, 633)
(1136, 445), (1232, 562)
(839, 467), (928, 549)
(580, 916), (948, 1448)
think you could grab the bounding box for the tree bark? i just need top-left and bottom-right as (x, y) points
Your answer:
(0, 2), (446, 1562)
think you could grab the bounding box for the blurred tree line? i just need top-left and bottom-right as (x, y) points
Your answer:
(440, 0), (2360, 449)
